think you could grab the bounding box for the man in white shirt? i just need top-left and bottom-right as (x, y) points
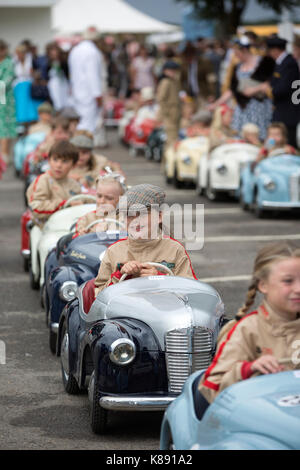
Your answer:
(68, 27), (107, 135)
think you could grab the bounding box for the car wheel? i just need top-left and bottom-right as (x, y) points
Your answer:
(60, 322), (80, 394)
(253, 190), (266, 219)
(174, 168), (183, 189)
(239, 189), (249, 211)
(167, 432), (176, 450)
(49, 329), (57, 355)
(29, 262), (40, 290)
(40, 283), (46, 309)
(195, 177), (203, 196)
(88, 370), (108, 434)
(205, 176), (217, 201)
(23, 256), (29, 272)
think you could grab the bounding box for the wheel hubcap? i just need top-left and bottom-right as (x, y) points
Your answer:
(61, 332), (70, 380)
(88, 371), (95, 404)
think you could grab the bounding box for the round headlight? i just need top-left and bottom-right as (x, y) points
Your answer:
(263, 179), (276, 191)
(216, 164), (228, 175)
(109, 339), (136, 366)
(59, 281), (78, 301)
(182, 155), (192, 165)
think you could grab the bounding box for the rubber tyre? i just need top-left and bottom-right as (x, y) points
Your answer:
(174, 168), (183, 189)
(23, 256), (29, 272)
(29, 264), (40, 290)
(240, 191), (249, 211)
(60, 322), (80, 395)
(167, 431), (176, 450)
(49, 329), (57, 355)
(205, 177), (217, 201)
(89, 371), (108, 434)
(253, 191), (266, 219)
(40, 283), (46, 309)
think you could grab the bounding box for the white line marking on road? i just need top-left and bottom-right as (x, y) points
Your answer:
(195, 234), (300, 243)
(204, 208), (242, 215)
(199, 275), (251, 283)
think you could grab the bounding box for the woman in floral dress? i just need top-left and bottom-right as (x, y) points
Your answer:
(0, 40), (17, 166)
(208, 37), (274, 141)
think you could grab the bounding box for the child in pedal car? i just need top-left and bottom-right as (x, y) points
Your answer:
(198, 241), (300, 406)
(94, 184), (197, 296)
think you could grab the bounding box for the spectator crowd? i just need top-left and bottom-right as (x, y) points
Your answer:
(0, 26), (300, 177)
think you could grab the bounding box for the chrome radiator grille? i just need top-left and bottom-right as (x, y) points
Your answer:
(290, 175), (300, 202)
(165, 327), (213, 394)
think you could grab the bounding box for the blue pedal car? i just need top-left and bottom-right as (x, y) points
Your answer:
(160, 370), (300, 450)
(13, 131), (46, 175)
(240, 154), (300, 218)
(56, 275), (224, 434)
(44, 228), (125, 354)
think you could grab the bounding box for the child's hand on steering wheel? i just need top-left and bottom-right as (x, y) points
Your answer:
(120, 261), (143, 278)
(140, 263), (158, 277)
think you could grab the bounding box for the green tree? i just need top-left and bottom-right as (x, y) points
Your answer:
(176, 0), (300, 36)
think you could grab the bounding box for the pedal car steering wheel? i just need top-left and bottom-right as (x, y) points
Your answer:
(85, 218), (125, 231)
(63, 194), (97, 208)
(119, 262), (174, 282)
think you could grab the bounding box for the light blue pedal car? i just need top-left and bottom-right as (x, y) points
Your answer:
(240, 154), (300, 218)
(14, 131), (46, 175)
(160, 370), (300, 450)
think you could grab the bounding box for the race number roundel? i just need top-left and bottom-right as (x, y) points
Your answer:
(277, 395), (300, 407)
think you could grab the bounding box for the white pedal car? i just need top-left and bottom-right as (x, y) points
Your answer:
(29, 195), (96, 290)
(197, 142), (259, 200)
(164, 136), (209, 187)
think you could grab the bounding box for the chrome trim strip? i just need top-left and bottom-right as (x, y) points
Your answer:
(261, 201), (300, 209)
(99, 396), (175, 411)
(212, 184), (238, 190)
(22, 249), (30, 258)
(51, 322), (59, 333)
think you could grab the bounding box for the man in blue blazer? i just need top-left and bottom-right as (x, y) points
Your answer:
(267, 35), (300, 148)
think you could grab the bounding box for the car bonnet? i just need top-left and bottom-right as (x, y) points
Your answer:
(210, 371), (300, 449)
(89, 276), (224, 350)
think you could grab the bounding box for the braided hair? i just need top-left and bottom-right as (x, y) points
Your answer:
(236, 242), (300, 321)
(217, 242), (300, 343)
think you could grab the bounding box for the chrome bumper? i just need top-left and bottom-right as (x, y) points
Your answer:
(50, 322), (59, 333)
(261, 201), (300, 209)
(100, 396), (175, 411)
(22, 249), (30, 259)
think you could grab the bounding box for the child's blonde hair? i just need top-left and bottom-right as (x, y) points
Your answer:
(241, 122), (259, 138)
(96, 174), (126, 195)
(237, 242), (300, 320)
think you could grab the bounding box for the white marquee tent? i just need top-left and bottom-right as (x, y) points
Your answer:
(52, 0), (178, 35)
